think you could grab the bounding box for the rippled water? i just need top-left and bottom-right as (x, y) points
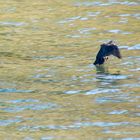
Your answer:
(0, 0), (140, 139)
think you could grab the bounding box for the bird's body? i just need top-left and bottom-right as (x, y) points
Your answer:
(94, 41), (121, 65)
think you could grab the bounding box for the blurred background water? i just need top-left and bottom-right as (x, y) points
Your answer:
(0, 0), (140, 139)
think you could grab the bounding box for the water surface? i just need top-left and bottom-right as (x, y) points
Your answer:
(0, 0), (140, 139)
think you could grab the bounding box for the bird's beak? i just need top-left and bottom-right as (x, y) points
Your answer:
(114, 50), (122, 59)
(116, 53), (122, 59)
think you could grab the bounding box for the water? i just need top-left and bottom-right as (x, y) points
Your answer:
(0, 0), (140, 139)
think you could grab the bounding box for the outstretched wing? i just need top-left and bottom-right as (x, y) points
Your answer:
(93, 42), (121, 65)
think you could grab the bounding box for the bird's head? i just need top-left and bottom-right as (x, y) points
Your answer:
(111, 44), (122, 59)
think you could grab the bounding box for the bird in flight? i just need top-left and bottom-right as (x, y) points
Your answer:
(94, 41), (122, 65)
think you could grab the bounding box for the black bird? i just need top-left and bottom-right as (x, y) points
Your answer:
(94, 41), (122, 65)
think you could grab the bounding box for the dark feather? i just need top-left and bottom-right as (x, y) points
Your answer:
(94, 41), (121, 65)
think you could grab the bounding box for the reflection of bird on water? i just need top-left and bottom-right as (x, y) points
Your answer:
(95, 65), (120, 75)
(95, 65), (121, 88)
(94, 41), (122, 65)
(95, 65), (109, 74)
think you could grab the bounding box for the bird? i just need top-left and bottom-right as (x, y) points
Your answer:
(93, 41), (122, 65)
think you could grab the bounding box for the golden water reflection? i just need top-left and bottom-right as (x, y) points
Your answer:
(0, 0), (140, 139)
